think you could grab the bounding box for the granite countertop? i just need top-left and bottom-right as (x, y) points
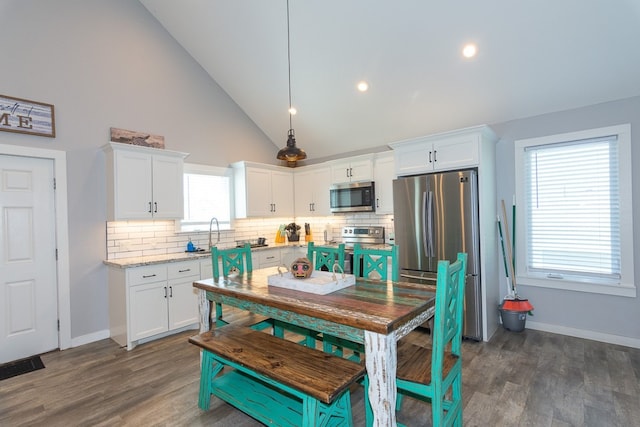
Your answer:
(104, 242), (308, 269)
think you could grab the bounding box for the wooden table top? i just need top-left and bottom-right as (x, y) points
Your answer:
(193, 267), (436, 335)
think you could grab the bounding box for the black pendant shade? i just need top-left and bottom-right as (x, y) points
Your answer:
(277, 129), (306, 167)
(276, 0), (306, 168)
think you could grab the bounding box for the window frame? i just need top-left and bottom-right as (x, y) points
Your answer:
(514, 124), (635, 297)
(176, 163), (234, 233)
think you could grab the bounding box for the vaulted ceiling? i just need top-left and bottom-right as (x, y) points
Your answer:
(140, 0), (640, 160)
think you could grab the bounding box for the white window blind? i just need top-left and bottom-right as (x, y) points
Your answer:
(523, 135), (620, 281)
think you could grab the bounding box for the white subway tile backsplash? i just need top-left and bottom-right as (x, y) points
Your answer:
(105, 213), (394, 259)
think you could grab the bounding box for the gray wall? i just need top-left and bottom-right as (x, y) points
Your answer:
(0, 0), (278, 339)
(1, 0), (637, 345)
(491, 96), (640, 342)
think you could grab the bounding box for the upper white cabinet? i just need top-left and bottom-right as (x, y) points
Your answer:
(103, 142), (188, 220)
(232, 161), (294, 218)
(329, 155), (373, 184)
(294, 165), (331, 216)
(389, 125), (495, 176)
(373, 151), (395, 214)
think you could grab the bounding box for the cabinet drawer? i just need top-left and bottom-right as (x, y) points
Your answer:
(257, 249), (281, 267)
(127, 265), (167, 286)
(168, 260), (200, 279)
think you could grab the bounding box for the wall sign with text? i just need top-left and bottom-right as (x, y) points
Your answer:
(0, 94), (56, 138)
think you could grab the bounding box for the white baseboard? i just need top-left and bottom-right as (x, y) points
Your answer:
(70, 329), (110, 348)
(526, 320), (640, 349)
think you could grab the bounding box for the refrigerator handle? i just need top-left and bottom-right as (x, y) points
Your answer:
(422, 190), (434, 257)
(422, 191), (429, 256)
(426, 190), (434, 257)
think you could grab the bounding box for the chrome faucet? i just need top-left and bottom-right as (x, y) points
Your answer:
(208, 217), (220, 250)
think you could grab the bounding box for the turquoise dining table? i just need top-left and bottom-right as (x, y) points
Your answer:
(193, 266), (436, 427)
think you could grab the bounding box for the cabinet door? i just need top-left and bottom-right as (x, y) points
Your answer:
(294, 170), (315, 215)
(294, 167), (329, 216)
(311, 167), (331, 215)
(151, 155), (184, 219)
(129, 281), (168, 341)
(330, 160), (352, 184)
(167, 277), (199, 330)
(330, 158), (373, 183)
(270, 169), (294, 216)
(432, 136), (479, 171)
(114, 150), (153, 219)
(200, 258), (213, 280)
(348, 158), (373, 182)
(245, 167), (273, 216)
(374, 153), (395, 214)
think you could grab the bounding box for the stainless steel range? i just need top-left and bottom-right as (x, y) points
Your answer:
(340, 226), (385, 274)
(340, 226), (385, 247)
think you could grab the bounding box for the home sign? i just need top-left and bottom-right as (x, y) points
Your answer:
(0, 94), (56, 138)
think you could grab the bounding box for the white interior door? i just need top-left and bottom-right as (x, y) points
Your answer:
(0, 155), (58, 363)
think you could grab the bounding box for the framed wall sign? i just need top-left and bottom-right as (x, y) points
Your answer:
(0, 94), (56, 138)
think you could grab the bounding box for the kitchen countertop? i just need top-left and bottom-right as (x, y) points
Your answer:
(103, 242), (308, 269)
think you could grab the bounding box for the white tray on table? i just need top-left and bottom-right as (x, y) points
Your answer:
(267, 268), (356, 295)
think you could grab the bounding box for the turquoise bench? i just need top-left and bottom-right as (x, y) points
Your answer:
(189, 325), (365, 427)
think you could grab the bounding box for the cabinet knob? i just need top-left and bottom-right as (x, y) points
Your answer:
(148, 202), (152, 213)
(154, 202), (158, 213)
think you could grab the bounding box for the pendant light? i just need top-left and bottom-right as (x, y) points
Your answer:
(276, 0), (306, 167)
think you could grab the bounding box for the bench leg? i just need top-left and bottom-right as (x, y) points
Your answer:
(199, 350), (224, 410)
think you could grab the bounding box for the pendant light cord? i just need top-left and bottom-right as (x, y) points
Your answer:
(287, 0), (293, 131)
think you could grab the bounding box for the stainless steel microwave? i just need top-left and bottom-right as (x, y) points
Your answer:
(329, 181), (375, 213)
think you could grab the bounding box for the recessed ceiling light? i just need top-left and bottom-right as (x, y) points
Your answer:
(462, 43), (477, 58)
(357, 81), (369, 92)
(288, 107), (297, 115)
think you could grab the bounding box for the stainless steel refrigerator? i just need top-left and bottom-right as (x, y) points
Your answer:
(392, 168), (482, 340)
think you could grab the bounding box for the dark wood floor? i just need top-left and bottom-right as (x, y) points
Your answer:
(1, 314), (639, 427)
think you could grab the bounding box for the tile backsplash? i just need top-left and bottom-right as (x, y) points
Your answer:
(106, 214), (394, 259)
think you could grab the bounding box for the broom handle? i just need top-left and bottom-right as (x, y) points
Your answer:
(501, 200), (517, 290)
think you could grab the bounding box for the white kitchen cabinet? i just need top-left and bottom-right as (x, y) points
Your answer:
(103, 142), (188, 220)
(108, 260), (199, 350)
(200, 257), (213, 280)
(256, 248), (282, 268)
(232, 161), (294, 218)
(373, 151), (395, 214)
(329, 155), (373, 184)
(166, 261), (200, 330)
(294, 166), (331, 216)
(389, 126), (494, 176)
(281, 246), (307, 267)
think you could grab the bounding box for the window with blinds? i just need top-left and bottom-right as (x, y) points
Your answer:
(524, 136), (619, 281)
(514, 124), (635, 297)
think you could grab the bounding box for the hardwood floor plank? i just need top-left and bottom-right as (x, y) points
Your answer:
(1, 315), (639, 427)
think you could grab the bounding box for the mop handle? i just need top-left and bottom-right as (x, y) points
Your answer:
(501, 200), (517, 289)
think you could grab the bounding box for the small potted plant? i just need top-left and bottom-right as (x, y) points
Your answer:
(285, 223), (301, 242)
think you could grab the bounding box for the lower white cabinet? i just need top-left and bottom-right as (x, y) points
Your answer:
(108, 260), (200, 350)
(254, 248), (282, 268)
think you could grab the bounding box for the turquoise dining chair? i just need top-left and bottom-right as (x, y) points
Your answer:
(210, 244), (255, 328)
(307, 242), (345, 272)
(364, 252), (468, 427)
(352, 243), (399, 282)
(324, 244), (400, 361)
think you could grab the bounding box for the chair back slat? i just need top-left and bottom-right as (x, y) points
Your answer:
(432, 252), (467, 373)
(307, 242), (345, 271)
(352, 244), (399, 281)
(211, 243), (253, 278)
